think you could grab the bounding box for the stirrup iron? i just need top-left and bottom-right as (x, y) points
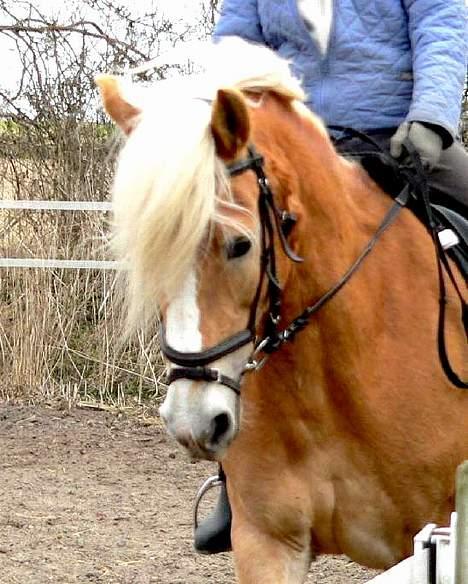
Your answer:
(193, 474), (224, 529)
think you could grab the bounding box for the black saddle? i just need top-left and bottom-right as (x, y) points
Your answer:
(359, 153), (468, 281)
(331, 129), (468, 281)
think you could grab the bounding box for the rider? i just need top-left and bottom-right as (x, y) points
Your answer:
(195, 0), (468, 554)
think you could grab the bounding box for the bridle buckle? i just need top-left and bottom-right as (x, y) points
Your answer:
(243, 338), (270, 372)
(210, 368), (222, 383)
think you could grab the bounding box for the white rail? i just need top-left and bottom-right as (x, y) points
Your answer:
(0, 200), (112, 211)
(366, 519), (456, 584)
(366, 557), (414, 584)
(0, 258), (119, 269)
(1, 198), (117, 269)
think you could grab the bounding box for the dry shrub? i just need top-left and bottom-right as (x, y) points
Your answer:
(0, 121), (166, 405)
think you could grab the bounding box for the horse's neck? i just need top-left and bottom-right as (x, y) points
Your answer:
(285, 145), (388, 305)
(253, 102), (440, 400)
(226, 114), (466, 565)
(271, 146), (421, 398)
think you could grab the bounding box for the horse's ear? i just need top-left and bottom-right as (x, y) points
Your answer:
(95, 74), (140, 135)
(211, 88), (250, 160)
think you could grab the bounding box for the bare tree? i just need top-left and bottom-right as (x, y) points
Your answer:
(199, 0), (221, 33)
(0, 0), (186, 124)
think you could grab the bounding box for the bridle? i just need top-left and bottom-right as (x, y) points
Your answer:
(161, 144), (411, 393)
(161, 146), (300, 394)
(162, 139), (467, 393)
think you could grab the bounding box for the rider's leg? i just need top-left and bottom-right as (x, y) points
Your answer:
(426, 140), (468, 217)
(194, 476), (232, 554)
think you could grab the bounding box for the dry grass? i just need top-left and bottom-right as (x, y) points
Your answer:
(0, 121), (166, 405)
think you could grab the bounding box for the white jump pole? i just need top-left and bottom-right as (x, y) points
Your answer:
(455, 461), (468, 584)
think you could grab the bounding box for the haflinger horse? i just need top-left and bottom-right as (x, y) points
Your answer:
(97, 39), (467, 583)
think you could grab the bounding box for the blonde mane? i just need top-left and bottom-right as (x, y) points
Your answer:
(112, 38), (305, 330)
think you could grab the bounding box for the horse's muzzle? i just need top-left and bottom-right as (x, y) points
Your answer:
(159, 380), (238, 460)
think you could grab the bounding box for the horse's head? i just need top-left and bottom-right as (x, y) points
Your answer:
(97, 41), (330, 460)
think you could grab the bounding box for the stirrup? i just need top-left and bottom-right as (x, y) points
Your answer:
(193, 474), (224, 529)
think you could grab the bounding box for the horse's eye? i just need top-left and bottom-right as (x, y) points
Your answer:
(226, 236), (252, 260)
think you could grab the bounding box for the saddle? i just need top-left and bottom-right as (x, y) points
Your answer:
(331, 129), (468, 281)
(360, 154), (468, 281)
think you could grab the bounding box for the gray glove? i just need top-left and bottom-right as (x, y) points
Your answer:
(390, 121), (443, 168)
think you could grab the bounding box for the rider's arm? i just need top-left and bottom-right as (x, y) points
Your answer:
(403, 0), (467, 145)
(213, 0), (265, 45)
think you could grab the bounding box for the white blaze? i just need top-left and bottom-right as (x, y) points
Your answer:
(160, 268), (243, 458)
(165, 270), (201, 352)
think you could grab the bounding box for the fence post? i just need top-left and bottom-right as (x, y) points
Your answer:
(455, 460), (468, 584)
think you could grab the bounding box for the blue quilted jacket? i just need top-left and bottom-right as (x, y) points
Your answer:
(214, 0), (467, 139)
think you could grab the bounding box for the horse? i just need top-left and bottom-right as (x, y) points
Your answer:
(96, 39), (468, 583)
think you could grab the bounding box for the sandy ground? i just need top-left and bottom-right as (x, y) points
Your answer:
(0, 403), (379, 583)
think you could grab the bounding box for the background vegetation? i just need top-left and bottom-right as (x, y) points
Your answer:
(0, 0), (220, 405)
(0, 0), (466, 405)
(463, 81), (468, 144)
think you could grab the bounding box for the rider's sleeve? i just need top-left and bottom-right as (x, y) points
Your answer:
(213, 0), (265, 44)
(403, 0), (467, 141)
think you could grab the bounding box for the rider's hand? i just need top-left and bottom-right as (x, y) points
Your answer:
(390, 121), (443, 169)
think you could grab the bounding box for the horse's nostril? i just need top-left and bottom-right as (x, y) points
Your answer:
(211, 413), (231, 445)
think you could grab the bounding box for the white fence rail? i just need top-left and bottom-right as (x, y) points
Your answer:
(367, 557), (415, 584)
(1, 199), (119, 269)
(0, 200), (112, 211)
(0, 258), (119, 269)
(367, 461), (468, 584)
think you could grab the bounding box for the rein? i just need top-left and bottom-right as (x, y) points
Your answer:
(401, 139), (467, 389)
(162, 144), (412, 392)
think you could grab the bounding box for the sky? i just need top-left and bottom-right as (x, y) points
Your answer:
(1, 0), (206, 94)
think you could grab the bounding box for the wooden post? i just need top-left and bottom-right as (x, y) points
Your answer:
(455, 461), (468, 584)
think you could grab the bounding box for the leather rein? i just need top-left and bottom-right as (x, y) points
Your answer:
(161, 144), (414, 393)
